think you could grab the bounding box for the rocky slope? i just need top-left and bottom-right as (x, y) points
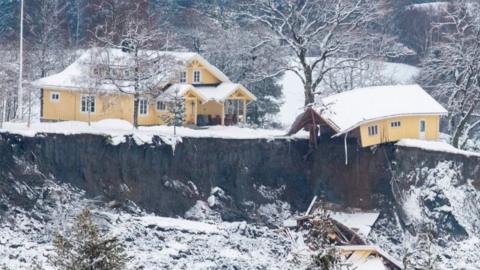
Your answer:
(1, 132), (480, 269)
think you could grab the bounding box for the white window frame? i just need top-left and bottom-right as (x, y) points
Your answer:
(80, 95), (96, 113)
(50, 92), (60, 102)
(390, 121), (401, 128)
(193, 70), (201, 83)
(180, 71), (187, 83)
(419, 119), (426, 139)
(368, 125), (378, 136)
(139, 98), (148, 116)
(156, 100), (168, 112)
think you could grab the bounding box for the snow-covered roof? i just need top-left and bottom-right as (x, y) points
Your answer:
(320, 85), (447, 134)
(330, 211), (379, 238)
(32, 48), (230, 93)
(158, 83), (193, 99)
(158, 82), (256, 103)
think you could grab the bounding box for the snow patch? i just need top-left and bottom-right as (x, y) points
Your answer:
(0, 120), (308, 142)
(397, 139), (480, 157)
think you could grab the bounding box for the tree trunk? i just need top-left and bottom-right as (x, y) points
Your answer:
(304, 84), (315, 106)
(133, 94), (139, 128)
(303, 61), (315, 105)
(451, 99), (478, 148)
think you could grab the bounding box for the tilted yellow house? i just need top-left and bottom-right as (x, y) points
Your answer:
(318, 85), (447, 147)
(34, 48), (256, 126)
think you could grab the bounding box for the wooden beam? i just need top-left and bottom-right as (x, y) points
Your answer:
(221, 101), (225, 125)
(194, 98), (198, 125)
(243, 98), (247, 123)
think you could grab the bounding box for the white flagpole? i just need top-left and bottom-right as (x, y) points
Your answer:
(17, 0), (24, 120)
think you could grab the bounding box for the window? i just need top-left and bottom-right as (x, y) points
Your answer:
(420, 120), (426, 132)
(193, 70), (201, 83)
(81, 95), (95, 113)
(50, 92), (60, 102)
(180, 71), (187, 83)
(139, 98), (148, 115)
(391, 121), (401, 128)
(368, 125), (378, 136)
(157, 101), (167, 111)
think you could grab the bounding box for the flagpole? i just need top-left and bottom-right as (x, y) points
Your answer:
(17, 0), (24, 120)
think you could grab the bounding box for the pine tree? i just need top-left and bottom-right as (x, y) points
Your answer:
(167, 89), (185, 136)
(51, 208), (127, 270)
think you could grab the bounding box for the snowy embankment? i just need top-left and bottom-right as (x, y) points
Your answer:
(0, 181), (300, 270)
(0, 119), (308, 146)
(396, 139), (480, 157)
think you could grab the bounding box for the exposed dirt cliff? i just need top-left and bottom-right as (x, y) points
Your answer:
(0, 133), (392, 220)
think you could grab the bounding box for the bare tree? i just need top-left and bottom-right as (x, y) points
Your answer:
(26, 0), (69, 78)
(0, 46), (20, 124)
(239, 0), (395, 105)
(322, 60), (401, 94)
(418, 0), (480, 148)
(91, 0), (178, 128)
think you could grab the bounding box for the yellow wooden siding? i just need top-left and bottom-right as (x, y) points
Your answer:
(42, 89), (134, 122)
(42, 83), (255, 126)
(137, 98), (160, 126)
(185, 60), (221, 84)
(359, 115), (440, 147)
(198, 100), (223, 118)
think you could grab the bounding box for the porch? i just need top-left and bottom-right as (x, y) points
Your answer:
(158, 82), (257, 127)
(185, 99), (248, 126)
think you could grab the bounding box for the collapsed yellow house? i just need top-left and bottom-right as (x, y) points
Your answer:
(289, 85), (447, 148)
(34, 48), (256, 126)
(319, 85), (447, 147)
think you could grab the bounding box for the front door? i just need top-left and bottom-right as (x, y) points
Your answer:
(419, 120), (426, 139)
(185, 98), (196, 125)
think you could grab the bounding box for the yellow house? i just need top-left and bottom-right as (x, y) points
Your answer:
(318, 85), (447, 147)
(34, 48), (256, 126)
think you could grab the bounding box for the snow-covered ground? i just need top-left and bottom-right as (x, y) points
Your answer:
(3, 177), (479, 269)
(0, 181), (298, 270)
(278, 60), (420, 127)
(397, 139), (480, 157)
(395, 160), (480, 269)
(0, 119), (308, 146)
(1, 180), (390, 270)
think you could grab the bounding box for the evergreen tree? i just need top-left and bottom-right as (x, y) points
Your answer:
(0, 0), (19, 38)
(51, 208), (127, 270)
(247, 77), (283, 127)
(167, 89), (185, 135)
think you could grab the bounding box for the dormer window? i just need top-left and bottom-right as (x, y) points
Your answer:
(180, 71), (187, 83)
(193, 70), (201, 83)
